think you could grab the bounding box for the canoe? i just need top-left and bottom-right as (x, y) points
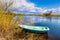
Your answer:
(18, 25), (50, 34)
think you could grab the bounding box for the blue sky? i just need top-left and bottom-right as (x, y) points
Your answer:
(27, 0), (60, 8)
(11, 0), (60, 14)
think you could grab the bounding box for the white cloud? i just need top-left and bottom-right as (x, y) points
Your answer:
(12, 0), (47, 13)
(0, 0), (60, 14)
(13, 0), (35, 9)
(13, 0), (60, 14)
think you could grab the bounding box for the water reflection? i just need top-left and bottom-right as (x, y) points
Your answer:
(23, 16), (60, 40)
(23, 16), (60, 24)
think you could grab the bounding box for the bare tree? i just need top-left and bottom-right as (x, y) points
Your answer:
(0, 0), (14, 12)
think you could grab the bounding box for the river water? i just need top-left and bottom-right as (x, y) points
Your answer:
(23, 16), (60, 40)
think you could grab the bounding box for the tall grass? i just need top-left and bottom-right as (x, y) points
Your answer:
(0, 11), (24, 40)
(0, 0), (24, 40)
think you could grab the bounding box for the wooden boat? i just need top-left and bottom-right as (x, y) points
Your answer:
(18, 25), (50, 34)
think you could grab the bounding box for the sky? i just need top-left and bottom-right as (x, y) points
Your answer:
(0, 0), (60, 14)
(27, 0), (60, 8)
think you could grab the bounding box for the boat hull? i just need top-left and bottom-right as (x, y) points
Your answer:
(23, 28), (48, 34)
(19, 25), (49, 34)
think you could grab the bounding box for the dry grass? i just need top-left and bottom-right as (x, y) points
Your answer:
(0, 11), (48, 40)
(0, 11), (23, 40)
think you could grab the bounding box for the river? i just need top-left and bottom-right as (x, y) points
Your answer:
(23, 16), (60, 40)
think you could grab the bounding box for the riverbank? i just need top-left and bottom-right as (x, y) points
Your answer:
(0, 25), (48, 40)
(0, 11), (48, 40)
